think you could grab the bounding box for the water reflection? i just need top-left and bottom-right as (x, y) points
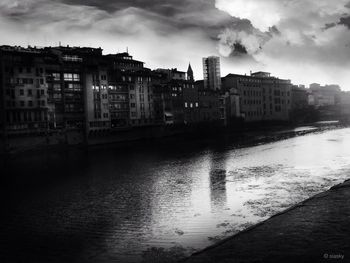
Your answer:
(209, 151), (228, 211)
(2, 128), (350, 262)
(209, 168), (227, 210)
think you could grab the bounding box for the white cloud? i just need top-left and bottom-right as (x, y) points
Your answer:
(215, 0), (350, 89)
(215, 0), (282, 32)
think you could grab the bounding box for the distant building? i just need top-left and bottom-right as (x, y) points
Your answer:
(291, 85), (308, 110)
(153, 68), (199, 125)
(103, 52), (152, 130)
(195, 80), (220, 123)
(308, 83), (341, 108)
(339, 91), (350, 119)
(219, 88), (241, 127)
(222, 71), (292, 122)
(154, 68), (186, 81)
(203, 56), (221, 91)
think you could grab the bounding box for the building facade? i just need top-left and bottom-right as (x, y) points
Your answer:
(308, 83), (341, 108)
(203, 56), (221, 91)
(222, 72), (292, 122)
(152, 68), (199, 125)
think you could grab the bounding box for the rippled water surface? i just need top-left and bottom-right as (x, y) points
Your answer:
(3, 128), (350, 262)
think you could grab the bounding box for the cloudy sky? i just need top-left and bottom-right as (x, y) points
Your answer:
(1, 0), (350, 89)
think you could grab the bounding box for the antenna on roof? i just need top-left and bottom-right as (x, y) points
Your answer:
(59, 41), (61, 47)
(126, 47), (129, 53)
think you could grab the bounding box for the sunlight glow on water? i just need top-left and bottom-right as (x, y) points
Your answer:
(3, 128), (350, 262)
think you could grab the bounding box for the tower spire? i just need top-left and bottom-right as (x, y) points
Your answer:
(187, 62), (194, 82)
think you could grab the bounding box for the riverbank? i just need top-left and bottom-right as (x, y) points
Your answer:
(1, 121), (345, 156)
(184, 179), (350, 263)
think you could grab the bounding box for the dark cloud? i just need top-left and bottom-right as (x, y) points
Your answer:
(339, 15), (350, 29)
(0, 0), (254, 43)
(59, 0), (214, 14)
(323, 15), (350, 30)
(58, 0), (237, 30)
(324, 22), (337, 30)
(268, 26), (281, 36)
(231, 42), (248, 56)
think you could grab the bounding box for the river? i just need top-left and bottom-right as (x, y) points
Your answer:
(2, 127), (350, 262)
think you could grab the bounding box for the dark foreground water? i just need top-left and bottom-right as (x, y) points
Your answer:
(2, 127), (350, 262)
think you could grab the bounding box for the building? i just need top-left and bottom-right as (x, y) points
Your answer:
(0, 45), (105, 137)
(187, 63), (194, 82)
(339, 91), (350, 120)
(222, 71), (292, 122)
(47, 46), (104, 132)
(218, 88), (242, 127)
(0, 46), (51, 135)
(103, 52), (153, 130)
(152, 67), (199, 125)
(291, 85), (308, 110)
(203, 56), (221, 91)
(194, 80), (220, 124)
(308, 83), (341, 108)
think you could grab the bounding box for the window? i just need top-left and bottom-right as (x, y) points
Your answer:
(62, 55), (82, 62)
(130, 103), (136, 108)
(52, 73), (61, 80)
(28, 101), (33, 107)
(20, 89), (24, 96)
(131, 112), (136, 117)
(53, 93), (62, 99)
(101, 75), (107, 80)
(67, 83), (82, 91)
(195, 102), (199, 108)
(53, 84), (61, 91)
(23, 78), (34, 84)
(185, 102), (188, 108)
(64, 73), (80, 82)
(27, 89), (32, 96)
(20, 101), (25, 107)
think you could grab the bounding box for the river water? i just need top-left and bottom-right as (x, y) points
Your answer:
(2, 127), (350, 262)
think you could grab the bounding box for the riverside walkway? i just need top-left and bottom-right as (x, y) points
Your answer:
(184, 180), (350, 263)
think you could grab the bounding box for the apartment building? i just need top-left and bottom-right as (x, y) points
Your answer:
(222, 72), (292, 122)
(0, 46), (51, 135)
